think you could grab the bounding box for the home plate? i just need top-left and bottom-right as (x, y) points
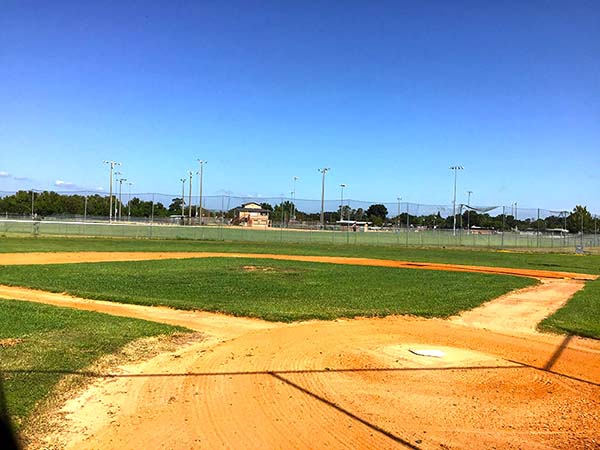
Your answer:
(409, 348), (446, 358)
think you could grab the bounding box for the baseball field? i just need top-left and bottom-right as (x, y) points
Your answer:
(1, 236), (599, 449)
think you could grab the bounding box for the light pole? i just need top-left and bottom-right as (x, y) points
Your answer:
(103, 160), (121, 222)
(197, 160), (207, 224)
(397, 197), (402, 230)
(450, 165), (464, 236)
(513, 202), (518, 221)
(292, 176), (299, 220)
(289, 191), (294, 225)
(188, 170), (193, 222)
(127, 182), (133, 220)
(113, 171), (122, 219)
(31, 190), (35, 218)
(117, 177), (127, 221)
(84, 195), (88, 222)
(339, 184), (346, 221)
(318, 168), (330, 228)
(467, 190), (473, 231)
(180, 178), (186, 218)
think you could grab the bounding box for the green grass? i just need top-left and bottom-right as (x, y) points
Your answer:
(0, 258), (534, 322)
(0, 300), (183, 429)
(539, 279), (600, 339)
(1, 235), (599, 274)
(2, 235), (598, 338)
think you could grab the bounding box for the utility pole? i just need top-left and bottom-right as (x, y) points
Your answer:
(117, 178), (127, 221)
(450, 165), (464, 236)
(180, 178), (186, 218)
(397, 197), (402, 230)
(188, 170), (193, 222)
(197, 160), (207, 224)
(318, 168), (330, 228)
(467, 190), (473, 231)
(103, 160), (121, 222)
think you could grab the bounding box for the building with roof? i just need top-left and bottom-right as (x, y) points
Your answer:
(234, 202), (270, 227)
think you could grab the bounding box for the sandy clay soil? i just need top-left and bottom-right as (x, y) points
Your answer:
(0, 252), (599, 449)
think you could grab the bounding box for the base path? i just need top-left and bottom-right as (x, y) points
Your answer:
(1, 252), (599, 449)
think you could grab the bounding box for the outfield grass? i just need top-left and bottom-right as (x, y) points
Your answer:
(0, 258), (535, 322)
(2, 236), (600, 274)
(0, 300), (184, 429)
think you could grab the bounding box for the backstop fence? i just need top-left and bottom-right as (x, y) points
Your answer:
(1, 190), (599, 250)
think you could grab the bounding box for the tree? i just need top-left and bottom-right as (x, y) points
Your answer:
(366, 204), (388, 227)
(168, 198), (183, 215)
(567, 205), (594, 233)
(366, 204), (388, 220)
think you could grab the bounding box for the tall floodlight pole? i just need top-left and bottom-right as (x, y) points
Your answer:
(118, 178), (127, 221)
(84, 195), (88, 222)
(339, 184), (346, 221)
(180, 178), (186, 217)
(397, 197), (402, 230)
(127, 182), (133, 220)
(467, 190), (473, 231)
(449, 165), (464, 236)
(318, 168), (330, 228)
(197, 160), (207, 224)
(113, 171), (122, 219)
(514, 202), (518, 221)
(188, 170), (193, 222)
(31, 190), (35, 218)
(292, 176), (299, 220)
(103, 160), (121, 222)
(289, 191), (294, 225)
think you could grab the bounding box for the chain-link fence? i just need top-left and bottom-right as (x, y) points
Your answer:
(1, 190), (599, 250)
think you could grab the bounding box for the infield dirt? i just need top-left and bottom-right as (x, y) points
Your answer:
(1, 252), (599, 449)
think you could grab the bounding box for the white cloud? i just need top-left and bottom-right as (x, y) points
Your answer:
(0, 171), (10, 177)
(13, 176), (30, 181)
(55, 180), (75, 187)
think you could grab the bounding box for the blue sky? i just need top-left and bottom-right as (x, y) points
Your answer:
(1, 1), (599, 211)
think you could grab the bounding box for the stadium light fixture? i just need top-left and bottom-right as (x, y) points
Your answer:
(449, 165), (464, 236)
(292, 176), (299, 220)
(117, 178), (127, 221)
(197, 160), (207, 224)
(103, 160), (121, 222)
(188, 170), (193, 222)
(318, 168), (330, 228)
(180, 178), (187, 217)
(339, 184), (346, 221)
(127, 182), (133, 219)
(466, 190), (473, 231)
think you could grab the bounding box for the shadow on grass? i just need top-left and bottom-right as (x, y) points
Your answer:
(0, 375), (20, 450)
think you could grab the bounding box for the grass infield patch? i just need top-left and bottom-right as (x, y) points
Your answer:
(539, 279), (600, 339)
(0, 258), (535, 322)
(0, 300), (184, 430)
